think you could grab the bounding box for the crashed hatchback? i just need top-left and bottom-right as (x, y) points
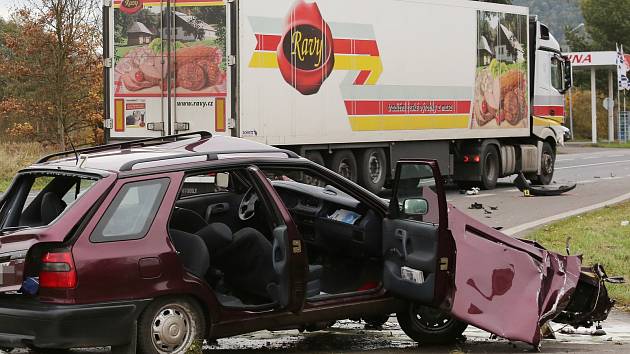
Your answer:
(0, 132), (616, 352)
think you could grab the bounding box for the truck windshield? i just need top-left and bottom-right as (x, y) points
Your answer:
(0, 172), (99, 231)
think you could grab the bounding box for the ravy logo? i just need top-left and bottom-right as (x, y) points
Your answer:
(120, 0), (143, 15)
(277, 0), (334, 95)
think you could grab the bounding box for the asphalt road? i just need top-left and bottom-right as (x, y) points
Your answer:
(447, 145), (630, 236)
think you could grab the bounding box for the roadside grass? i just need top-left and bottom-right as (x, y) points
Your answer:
(592, 142), (630, 148)
(0, 143), (45, 192)
(529, 201), (630, 309)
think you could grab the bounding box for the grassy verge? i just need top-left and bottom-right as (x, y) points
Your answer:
(592, 142), (630, 148)
(0, 143), (45, 192)
(529, 201), (630, 309)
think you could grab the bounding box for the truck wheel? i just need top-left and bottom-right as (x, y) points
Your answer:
(329, 150), (358, 183)
(305, 151), (326, 166)
(480, 145), (500, 190)
(137, 297), (205, 354)
(532, 142), (555, 185)
(397, 303), (468, 345)
(358, 148), (387, 194)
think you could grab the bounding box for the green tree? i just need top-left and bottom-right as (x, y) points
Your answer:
(568, 0), (630, 51)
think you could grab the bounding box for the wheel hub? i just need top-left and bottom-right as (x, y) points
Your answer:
(338, 161), (352, 179)
(368, 154), (383, 184)
(542, 153), (553, 175)
(152, 306), (191, 353)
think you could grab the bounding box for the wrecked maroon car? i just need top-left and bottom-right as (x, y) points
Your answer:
(0, 132), (616, 353)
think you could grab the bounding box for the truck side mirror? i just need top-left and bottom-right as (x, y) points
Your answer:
(563, 57), (573, 92)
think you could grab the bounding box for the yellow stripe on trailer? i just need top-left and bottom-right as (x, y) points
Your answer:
(349, 115), (470, 131)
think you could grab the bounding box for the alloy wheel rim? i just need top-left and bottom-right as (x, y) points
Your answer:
(151, 304), (193, 353)
(410, 304), (454, 332)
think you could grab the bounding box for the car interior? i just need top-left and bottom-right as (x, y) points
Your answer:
(0, 173), (98, 231)
(167, 166), (384, 310)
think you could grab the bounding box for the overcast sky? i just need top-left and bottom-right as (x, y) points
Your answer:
(0, 0), (24, 20)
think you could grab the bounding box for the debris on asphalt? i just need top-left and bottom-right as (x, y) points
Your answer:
(513, 172), (577, 197)
(489, 206), (498, 210)
(484, 209), (492, 214)
(469, 202), (484, 210)
(466, 187), (480, 195)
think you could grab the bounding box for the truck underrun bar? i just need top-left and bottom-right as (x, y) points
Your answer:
(118, 149), (301, 172)
(37, 131), (213, 164)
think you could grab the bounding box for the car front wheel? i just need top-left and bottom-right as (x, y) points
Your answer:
(397, 303), (467, 345)
(137, 297), (205, 354)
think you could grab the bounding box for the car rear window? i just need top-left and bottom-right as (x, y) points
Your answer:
(90, 178), (169, 243)
(0, 172), (100, 232)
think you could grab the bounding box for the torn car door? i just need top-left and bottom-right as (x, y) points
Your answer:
(382, 160), (456, 308)
(447, 204), (584, 346)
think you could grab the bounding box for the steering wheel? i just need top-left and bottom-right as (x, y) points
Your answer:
(238, 188), (259, 221)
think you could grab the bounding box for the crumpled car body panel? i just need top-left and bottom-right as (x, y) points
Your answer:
(447, 205), (583, 346)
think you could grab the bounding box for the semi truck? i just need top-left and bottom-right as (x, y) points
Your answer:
(104, 0), (572, 193)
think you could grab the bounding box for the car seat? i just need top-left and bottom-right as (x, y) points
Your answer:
(169, 229), (210, 279)
(40, 192), (67, 225)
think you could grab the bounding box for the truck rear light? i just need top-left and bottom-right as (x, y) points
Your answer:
(39, 250), (77, 289)
(473, 155), (481, 163)
(463, 155), (470, 163)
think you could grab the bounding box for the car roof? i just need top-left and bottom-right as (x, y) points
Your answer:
(33, 134), (300, 174)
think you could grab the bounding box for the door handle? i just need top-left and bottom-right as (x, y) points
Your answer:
(395, 229), (409, 257)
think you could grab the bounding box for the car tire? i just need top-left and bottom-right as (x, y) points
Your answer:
(397, 303), (468, 345)
(358, 148), (387, 194)
(480, 145), (500, 190)
(137, 297), (205, 354)
(305, 151), (326, 166)
(531, 142), (555, 185)
(328, 150), (358, 183)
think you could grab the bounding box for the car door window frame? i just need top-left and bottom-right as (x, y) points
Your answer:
(90, 178), (170, 243)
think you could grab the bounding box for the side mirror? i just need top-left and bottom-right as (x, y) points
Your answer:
(563, 57), (573, 92)
(403, 198), (429, 216)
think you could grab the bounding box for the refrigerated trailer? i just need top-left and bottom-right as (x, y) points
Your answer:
(104, 0), (572, 192)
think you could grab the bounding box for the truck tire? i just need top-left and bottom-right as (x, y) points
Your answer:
(480, 145), (500, 190)
(137, 297), (205, 354)
(532, 142), (555, 185)
(397, 303), (468, 345)
(305, 151), (326, 166)
(358, 148), (387, 194)
(329, 150), (358, 183)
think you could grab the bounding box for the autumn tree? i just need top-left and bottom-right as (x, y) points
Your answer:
(0, 0), (103, 147)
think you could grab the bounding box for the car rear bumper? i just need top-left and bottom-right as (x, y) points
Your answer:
(0, 295), (151, 349)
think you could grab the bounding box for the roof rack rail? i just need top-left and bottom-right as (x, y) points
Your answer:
(37, 131), (213, 164)
(119, 148), (301, 172)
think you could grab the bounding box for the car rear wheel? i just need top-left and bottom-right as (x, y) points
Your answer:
(137, 297), (205, 354)
(397, 303), (467, 345)
(329, 150), (358, 183)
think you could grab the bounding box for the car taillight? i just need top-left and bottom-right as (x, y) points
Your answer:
(463, 155), (470, 163)
(39, 250), (77, 289)
(473, 155), (481, 163)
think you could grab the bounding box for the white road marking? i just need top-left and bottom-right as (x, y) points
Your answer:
(556, 160), (630, 170)
(578, 180), (597, 184)
(582, 156), (600, 160)
(464, 193), (496, 198)
(609, 154), (625, 158)
(503, 191), (630, 236)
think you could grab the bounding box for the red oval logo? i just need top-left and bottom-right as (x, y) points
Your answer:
(120, 0), (143, 15)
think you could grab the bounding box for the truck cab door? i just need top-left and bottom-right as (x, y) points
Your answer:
(382, 160), (455, 308)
